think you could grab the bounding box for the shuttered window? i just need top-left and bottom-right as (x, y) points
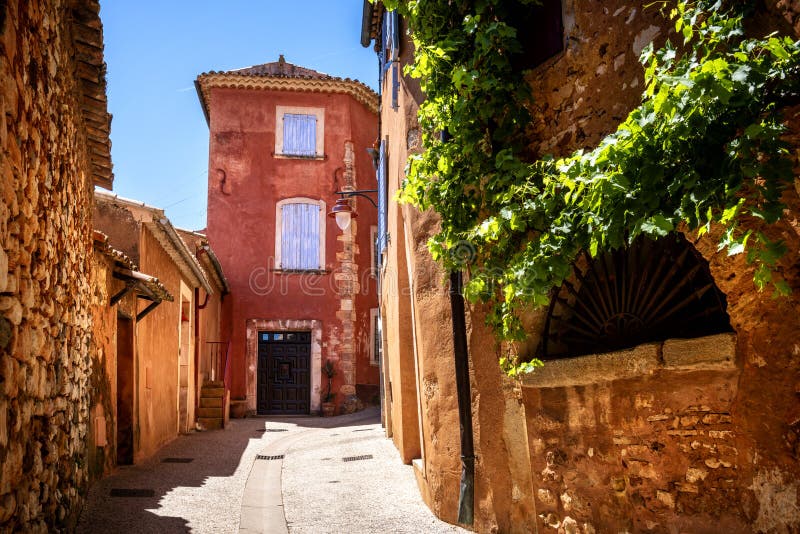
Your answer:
(370, 309), (381, 365)
(379, 10), (400, 108)
(376, 140), (388, 264)
(282, 114), (317, 156)
(280, 203), (320, 269)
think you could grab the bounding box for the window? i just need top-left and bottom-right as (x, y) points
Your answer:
(540, 234), (731, 360)
(508, 1), (564, 70)
(380, 10), (400, 110)
(375, 139), (388, 266)
(370, 225), (378, 277)
(275, 106), (325, 158)
(370, 308), (381, 366)
(283, 114), (316, 156)
(275, 198), (326, 270)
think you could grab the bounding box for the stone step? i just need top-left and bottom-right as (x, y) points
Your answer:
(198, 417), (223, 431)
(200, 396), (223, 408)
(201, 387), (225, 398)
(198, 407), (223, 418)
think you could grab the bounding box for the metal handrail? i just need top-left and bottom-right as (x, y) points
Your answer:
(222, 341), (232, 395)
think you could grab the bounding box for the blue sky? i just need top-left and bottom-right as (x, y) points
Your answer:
(100, 1), (378, 231)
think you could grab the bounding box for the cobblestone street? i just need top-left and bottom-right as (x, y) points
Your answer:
(77, 408), (466, 533)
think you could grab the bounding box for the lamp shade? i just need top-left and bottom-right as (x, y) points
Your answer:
(328, 197), (358, 231)
(335, 211), (351, 231)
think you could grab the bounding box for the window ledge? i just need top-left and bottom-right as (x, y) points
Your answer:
(520, 332), (737, 389)
(273, 153), (326, 161)
(271, 269), (330, 275)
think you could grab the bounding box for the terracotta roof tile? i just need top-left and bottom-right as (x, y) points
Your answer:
(195, 55), (379, 122)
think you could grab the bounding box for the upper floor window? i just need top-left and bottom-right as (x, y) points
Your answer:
(380, 10), (400, 110)
(370, 308), (381, 366)
(508, 0), (564, 70)
(284, 114), (316, 156)
(275, 198), (326, 270)
(275, 106), (325, 159)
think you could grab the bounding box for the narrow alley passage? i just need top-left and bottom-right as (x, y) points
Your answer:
(77, 408), (466, 533)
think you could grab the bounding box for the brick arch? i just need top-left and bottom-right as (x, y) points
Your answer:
(541, 233), (732, 360)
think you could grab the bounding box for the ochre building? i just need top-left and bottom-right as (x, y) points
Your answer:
(362, 1), (800, 532)
(196, 57), (381, 416)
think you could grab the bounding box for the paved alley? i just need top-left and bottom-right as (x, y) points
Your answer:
(77, 408), (467, 533)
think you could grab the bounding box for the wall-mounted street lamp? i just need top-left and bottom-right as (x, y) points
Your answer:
(328, 189), (378, 231)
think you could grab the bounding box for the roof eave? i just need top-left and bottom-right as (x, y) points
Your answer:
(360, 0), (375, 47)
(196, 74), (379, 115)
(195, 78), (210, 127)
(152, 218), (214, 294)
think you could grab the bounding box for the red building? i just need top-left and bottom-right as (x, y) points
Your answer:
(195, 56), (380, 415)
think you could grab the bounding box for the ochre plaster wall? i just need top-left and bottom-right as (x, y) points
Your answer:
(205, 85), (378, 413)
(378, 1), (800, 532)
(134, 226), (185, 462)
(379, 22), (538, 531)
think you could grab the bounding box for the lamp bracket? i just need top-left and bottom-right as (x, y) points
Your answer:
(336, 189), (378, 208)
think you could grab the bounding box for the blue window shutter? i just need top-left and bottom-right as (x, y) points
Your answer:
(283, 114), (316, 156)
(281, 203), (320, 269)
(377, 140), (387, 261)
(391, 64), (399, 110)
(390, 11), (399, 61)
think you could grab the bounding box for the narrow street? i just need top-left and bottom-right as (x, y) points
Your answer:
(77, 408), (466, 533)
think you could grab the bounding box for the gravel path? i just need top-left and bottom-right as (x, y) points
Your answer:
(77, 408), (467, 534)
(77, 417), (277, 534)
(281, 411), (466, 534)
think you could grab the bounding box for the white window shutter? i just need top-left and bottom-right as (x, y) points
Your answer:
(281, 203), (320, 269)
(283, 114), (317, 156)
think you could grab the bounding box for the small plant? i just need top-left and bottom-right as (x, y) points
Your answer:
(322, 359), (336, 403)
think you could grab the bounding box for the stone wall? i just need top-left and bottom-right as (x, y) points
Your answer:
(86, 251), (116, 483)
(0, 0), (111, 530)
(517, 2), (800, 532)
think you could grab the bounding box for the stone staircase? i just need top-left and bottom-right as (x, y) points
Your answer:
(198, 381), (225, 430)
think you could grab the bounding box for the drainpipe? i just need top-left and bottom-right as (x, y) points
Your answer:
(195, 249), (211, 386)
(449, 270), (474, 526)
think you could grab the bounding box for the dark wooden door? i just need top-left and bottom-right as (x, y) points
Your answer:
(116, 316), (134, 465)
(257, 331), (311, 415)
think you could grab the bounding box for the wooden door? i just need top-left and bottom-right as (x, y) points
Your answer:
(116, 316), (134, 465)
(257, 331), (310, 415)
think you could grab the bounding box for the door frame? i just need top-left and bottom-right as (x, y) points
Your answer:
(257, 331), (312, 415)
(246, 319), (323, 414)
(177, 281), (194, 434)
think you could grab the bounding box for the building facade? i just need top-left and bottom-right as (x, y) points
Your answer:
(93, 192), (227, 462)
(196, 57), (380, 416)
(363, 1), (800, 532)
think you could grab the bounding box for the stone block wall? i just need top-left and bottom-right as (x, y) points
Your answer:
(0, 0), (110, 530)
(516, 2), (800, 532)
